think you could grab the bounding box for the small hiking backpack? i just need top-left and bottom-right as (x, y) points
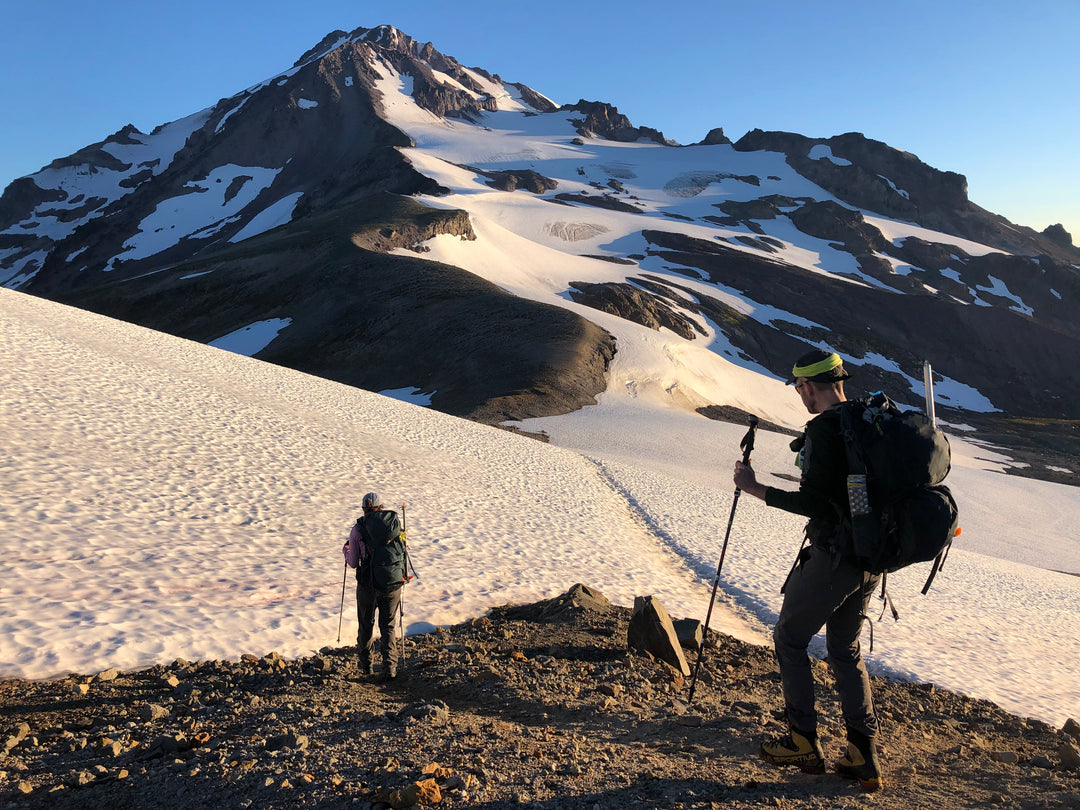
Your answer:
(840, 392), (959, 595)
(357, 510), (408, 591)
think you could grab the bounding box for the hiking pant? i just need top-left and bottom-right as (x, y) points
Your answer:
(774, 542), (881, 740)
(356, 582), (402, 667)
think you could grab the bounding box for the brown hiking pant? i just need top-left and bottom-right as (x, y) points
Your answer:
(774, 542), (880, 740)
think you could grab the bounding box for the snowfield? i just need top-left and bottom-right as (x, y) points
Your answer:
(2, 287), (1078, 729)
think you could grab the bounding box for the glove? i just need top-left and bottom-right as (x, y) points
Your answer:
(400, 530), (407, 543)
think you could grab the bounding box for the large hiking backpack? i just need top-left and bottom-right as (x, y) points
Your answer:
(840, 392), (959, 594)
(358, 510), (408, 591)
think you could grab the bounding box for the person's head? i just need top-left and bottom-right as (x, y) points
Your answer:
(362, 492), (384, 513)
(788, 349), (848, 414)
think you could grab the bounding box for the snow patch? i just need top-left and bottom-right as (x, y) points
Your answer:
(379, 387), (435, 406)
(230, 192), (303, 243)
(808, 144), (851, 166)
(975, 275), (1033, 315)
(878, 174), (910, 199)
(209, 318), (292, 356)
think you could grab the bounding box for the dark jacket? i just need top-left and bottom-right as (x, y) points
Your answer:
(764, 404), (850, 547)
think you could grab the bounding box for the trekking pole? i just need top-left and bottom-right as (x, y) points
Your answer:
(687, 414), (759, 705)
(399, 583), (407, 673)
(335, 561), (348, 644)
(401, 503), (421, 581)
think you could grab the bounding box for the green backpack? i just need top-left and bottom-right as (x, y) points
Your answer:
(358, 510), (407, 590)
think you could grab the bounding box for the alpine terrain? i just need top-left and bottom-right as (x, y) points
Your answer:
(1, 24), (1078, 477)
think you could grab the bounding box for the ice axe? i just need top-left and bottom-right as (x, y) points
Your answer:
(687, 414), (759, 705)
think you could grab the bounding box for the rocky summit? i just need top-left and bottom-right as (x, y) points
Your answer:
(2, 585), (1078, 809)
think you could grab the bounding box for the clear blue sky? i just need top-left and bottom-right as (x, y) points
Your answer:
(2, 0), (1077, 241)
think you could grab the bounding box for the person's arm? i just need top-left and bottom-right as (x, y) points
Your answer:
(734, 417), (846, 520)
(342, 523), (364, 568)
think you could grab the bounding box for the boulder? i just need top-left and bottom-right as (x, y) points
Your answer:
(672, 618), (704, 651)
(1059, 736), (1080, 771)
(627, 595), (690, 676)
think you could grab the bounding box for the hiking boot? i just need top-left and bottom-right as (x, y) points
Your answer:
(358, 657), (374, 676)
(381, 661), (397, 681)
(760, 728), (825, 773)
(835, 728), (883, 792)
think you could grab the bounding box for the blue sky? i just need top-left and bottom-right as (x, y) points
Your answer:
(2, 0), (1077, 241)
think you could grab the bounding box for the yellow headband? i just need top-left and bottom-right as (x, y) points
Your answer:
(792, 352), (843, 379)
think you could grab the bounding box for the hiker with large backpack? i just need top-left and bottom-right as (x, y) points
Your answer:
(342, 492), (409, 681)
(733, 350), (885, 791)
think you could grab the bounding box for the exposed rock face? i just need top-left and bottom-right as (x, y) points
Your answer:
(701, 127), (732, 146)
(569, 280), (704, 340)
(562, 100), (669, 144)
(50, 194), (616, 424)
(640, 228), (1080, 423)
(787, 200), (887, 252)
(732, 129), (1080, 267)
(733, 129), (968, 228)
(475, 168), (559, 194)
(1043, 222), (1074, 247)
(553, 193), (645, 213)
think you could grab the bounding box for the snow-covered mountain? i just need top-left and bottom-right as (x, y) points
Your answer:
(2, 24), (1078, 478)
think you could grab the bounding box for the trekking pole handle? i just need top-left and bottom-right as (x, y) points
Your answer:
(739, 415), (760, 468)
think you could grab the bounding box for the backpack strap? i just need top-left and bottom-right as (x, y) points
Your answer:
(839, 401), (881, 566)
(921, 539), (953, 595)
(876, 572), (899, 622)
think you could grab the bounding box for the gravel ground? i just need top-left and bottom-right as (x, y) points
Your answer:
(2, 585), (1078, 809)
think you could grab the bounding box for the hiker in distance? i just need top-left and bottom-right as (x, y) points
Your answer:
(733, 349), (884, 792)
(342, 493), (409, 681)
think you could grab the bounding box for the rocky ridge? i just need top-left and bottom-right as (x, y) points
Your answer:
(2, 585), (1078, 809)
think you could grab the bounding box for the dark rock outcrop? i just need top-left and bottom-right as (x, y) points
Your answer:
(700, 127), (732, 146)
(1043, 223), (1074, 248)
(50, 194), (615, 425)
(476, 168), (559, 194)
(553, 193), (645, 214)
(569, 280), (704, 340)
(562, 100), (669, 145)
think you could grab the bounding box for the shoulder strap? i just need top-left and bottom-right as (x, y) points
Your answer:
(838, 401), (867, 476)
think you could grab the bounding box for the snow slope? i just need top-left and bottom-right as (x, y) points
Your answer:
(2, 287), (1078, 729)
